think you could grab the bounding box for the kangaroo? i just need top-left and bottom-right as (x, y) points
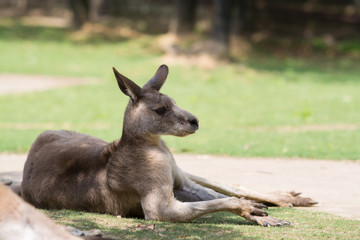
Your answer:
(0, 182), (80, 240)
(1, 183), (110, 240)
(21, 65), (316, 227)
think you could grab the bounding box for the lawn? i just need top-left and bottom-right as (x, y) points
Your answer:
(45, 208), (360, 240)
(1, 21), (360, 160)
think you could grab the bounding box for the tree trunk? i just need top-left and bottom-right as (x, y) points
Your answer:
(89, 0), (105, 22)
(355, 0), (360, 37)
(232, 0), (245, 36)
(211, 0), (232, 58)
(68, 0), (90, 29)
(170, 0), (198, 35)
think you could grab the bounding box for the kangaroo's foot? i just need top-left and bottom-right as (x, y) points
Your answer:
(236, 198), (291, 227)
(263, 191), (318, 207)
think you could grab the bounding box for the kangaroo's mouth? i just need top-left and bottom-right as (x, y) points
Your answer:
(175, 128), (198, 137)
(182, 125), (199, 136)
(186, 129), (197, 134)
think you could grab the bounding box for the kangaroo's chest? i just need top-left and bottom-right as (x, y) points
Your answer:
(131, 144), (178, 192)
(144, 145), (176, 179)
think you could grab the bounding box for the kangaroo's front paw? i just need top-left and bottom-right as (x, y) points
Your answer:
(237, 198), (291, 227)
(267, 191), (318, 207)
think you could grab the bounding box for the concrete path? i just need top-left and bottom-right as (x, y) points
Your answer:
(1, 153), (359, 220)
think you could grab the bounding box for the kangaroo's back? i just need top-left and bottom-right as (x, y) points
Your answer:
(21, 130), (111, 211)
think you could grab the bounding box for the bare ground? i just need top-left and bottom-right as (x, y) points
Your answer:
(1, 74), (360, 221)
(0, 74), (91, 95)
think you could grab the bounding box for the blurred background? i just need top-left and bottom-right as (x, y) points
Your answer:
(0, 0), (359, 160)
(1, 0), (360, 58)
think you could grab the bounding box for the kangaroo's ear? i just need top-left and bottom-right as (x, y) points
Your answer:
(143, 64), (169, 91)
(113, 67), (142, 102)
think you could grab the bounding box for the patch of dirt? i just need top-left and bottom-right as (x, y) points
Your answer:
(248, 124), (358, 132)
(1, 153), (359, 221)
(0, 74), (92, 95)
(0, 122), (110, 130)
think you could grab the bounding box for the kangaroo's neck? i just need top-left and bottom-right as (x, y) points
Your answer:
(103, 128), (162, 161)
(120, 129), (161, 147)
(105, 135), (173, 194)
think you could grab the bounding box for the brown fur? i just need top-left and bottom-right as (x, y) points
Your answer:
(21, 65), (316, 227)
(0, 183), (80, 240)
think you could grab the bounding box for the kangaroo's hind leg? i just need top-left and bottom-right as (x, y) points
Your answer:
(186, 172), (318, 207)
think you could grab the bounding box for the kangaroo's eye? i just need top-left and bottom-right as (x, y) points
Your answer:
(155, 107), (167, 115)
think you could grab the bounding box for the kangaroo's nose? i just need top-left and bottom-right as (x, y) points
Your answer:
(188, 116), (199, 130)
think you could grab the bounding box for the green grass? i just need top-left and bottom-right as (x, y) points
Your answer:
(44, 208), (360, 240)
(1, 21), (360, 160)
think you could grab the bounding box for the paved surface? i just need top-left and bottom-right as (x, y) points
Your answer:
(1, 153), (359, 220)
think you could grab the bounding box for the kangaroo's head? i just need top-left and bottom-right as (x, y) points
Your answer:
(113, 65), (199, 138)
